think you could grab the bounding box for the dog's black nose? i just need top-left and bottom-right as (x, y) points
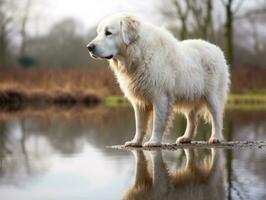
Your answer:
(87, 43), (95, 52)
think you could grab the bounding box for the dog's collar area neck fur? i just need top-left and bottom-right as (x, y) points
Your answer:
(110, 56), (137, 75)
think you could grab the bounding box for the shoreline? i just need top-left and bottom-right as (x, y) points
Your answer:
(0, 90), (266, 111)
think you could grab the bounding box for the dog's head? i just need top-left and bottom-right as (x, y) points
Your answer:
(87, 13), (140, 60)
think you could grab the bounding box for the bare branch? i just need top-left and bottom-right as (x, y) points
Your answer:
(186, 0), (213, 39)
(220, 0), (228, 7)
(20, 0), (34, 56)
(235, 8), (266, 20)
(233, 0), (247, 14)
(186, 0), (203, 29)
(173, 0), (183, 18)
(171, 0), (191, 39)
(173, 0), (190, 20)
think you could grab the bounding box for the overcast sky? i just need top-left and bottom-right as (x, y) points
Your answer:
(30, 0), (161, 35)
(26, 0), (265, 39)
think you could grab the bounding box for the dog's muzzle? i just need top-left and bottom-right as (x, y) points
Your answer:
(86, 43), (113, 60)
(87, 43), (95, 52)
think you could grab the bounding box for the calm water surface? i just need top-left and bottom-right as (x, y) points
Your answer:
(0, 106), (265, 200)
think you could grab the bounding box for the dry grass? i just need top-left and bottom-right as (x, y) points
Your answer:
(0, 68), (120, 97)
(0, 68), (121, 108)
(0, 65), (265, 106)
(231, 65), (266, 93)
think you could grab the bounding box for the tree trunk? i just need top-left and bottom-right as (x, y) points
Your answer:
(205, 0), (213, 39)
(173, 0), (190, 40)
(186, 0), (213, 40)
(225, 0), (234, 65)
(20, 20), (27, 57)
(20, 0), (32, 57)
(0, 24), (6, 67)
(180, 17), (188, 40)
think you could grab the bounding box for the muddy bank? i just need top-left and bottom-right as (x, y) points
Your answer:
(0, 89), (101, 112)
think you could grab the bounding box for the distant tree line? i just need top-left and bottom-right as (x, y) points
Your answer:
(160, 0), (266, 66)
(26, 19), (106, 68)
(0, 0), (266, 69)
(0, 0), (35, 67)
(0, 0), (105, 69)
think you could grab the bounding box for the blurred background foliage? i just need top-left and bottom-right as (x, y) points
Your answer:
(0, 0), (266, 68)
(0, 0), (265, 97)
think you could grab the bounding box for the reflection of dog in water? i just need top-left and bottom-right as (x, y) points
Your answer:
(122, 149), (225, 200)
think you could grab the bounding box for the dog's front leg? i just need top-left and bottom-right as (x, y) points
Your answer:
(131, 150), (151, 186)
(144, 95), (170, 147)
(125, 103), (151, 147)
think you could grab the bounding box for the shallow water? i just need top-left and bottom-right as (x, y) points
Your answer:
(0, 106), (265, 200)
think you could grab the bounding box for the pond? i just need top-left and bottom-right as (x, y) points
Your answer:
(0, 105), (265, 200)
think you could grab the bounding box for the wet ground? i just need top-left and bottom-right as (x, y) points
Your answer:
(110, 140), (266, 150)
(0, 106), (265, 200)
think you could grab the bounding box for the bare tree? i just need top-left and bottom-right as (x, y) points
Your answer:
(0, 0), (37, 67)
(160, 0), (191, 40)
(173, 0), (190, 39)
(220, 0), (247, 64)
(0, 0), (12, 67)
(160, 0), (214, 40)
(20, 0), (33, 58)
(235, 7), (266, 20)
(221, 0), (266, 65)
(26, 18), (98, 68)
(186, 0), (213, 39)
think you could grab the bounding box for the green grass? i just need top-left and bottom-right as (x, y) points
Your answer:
(228, 94), (266, 101)
(227, 93), (266, 111)
(103, 95), (128, 107)
(104, 93), (266, 110)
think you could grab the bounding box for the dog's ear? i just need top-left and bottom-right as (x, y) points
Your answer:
(120, 16), (139, 45)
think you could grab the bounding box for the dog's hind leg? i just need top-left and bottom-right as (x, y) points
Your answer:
(206, 95), (224, 143)
(176, 109), (198, 144)
(125, 103), (152, 147)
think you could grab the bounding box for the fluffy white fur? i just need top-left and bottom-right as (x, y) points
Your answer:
(87, 13), (230, 147)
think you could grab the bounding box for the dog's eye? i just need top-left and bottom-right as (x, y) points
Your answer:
(105, 30), (112, 36)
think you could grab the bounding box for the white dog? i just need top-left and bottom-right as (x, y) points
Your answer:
(87, 13), (230, 147)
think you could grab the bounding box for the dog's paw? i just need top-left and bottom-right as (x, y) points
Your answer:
(208, 137), (222, 144)
(176, 136), (191, 144)
(124, 140), (142, 147)
(143, 141), (162, 147)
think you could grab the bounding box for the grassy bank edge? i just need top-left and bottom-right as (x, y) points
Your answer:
(104, 94), (266, 110)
